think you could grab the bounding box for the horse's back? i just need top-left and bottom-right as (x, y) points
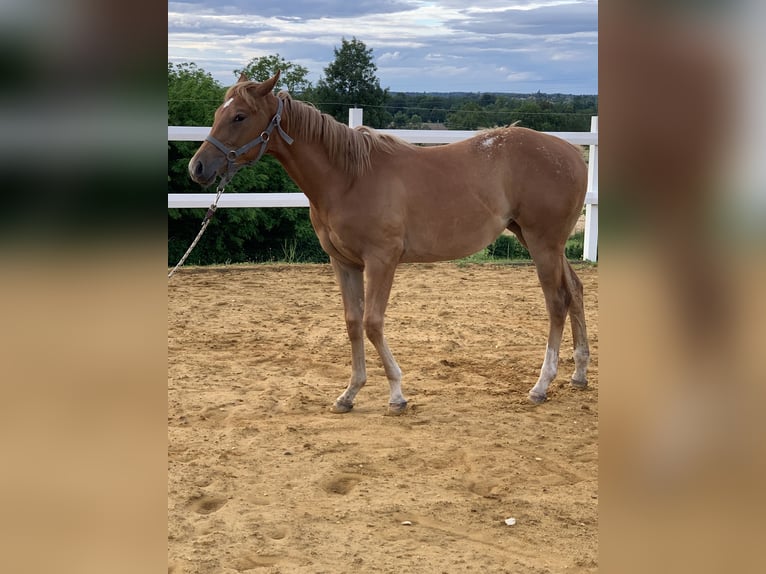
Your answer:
(474, 126), (586, 189)
(397, 126), (587, 220)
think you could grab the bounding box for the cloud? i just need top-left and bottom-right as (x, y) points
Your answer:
(168, 0), (418, 21)
(379, 51), (402, 62)
(454, 3), (598, 36)
(168, 0), (598, 93)
(505, 71), (543, 82)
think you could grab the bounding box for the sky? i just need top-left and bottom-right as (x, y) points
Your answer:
(168, 0), (598, 94)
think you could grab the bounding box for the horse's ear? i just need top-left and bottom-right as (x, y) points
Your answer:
(255, 70), (281, 96)
(237, 71), (249, 83)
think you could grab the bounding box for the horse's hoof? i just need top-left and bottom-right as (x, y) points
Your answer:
(330, 400), (354, 414)
(528, 391), (547, 404)
(386, 401), (408, 416)
(570, 378), (588, 390)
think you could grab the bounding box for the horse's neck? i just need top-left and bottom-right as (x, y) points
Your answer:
(271, 139), (348, 209)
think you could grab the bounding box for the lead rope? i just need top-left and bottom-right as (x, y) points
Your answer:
(167, 180), (227, 279)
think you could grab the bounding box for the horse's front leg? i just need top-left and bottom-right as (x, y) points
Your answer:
(330, 258), (367, 413)
(363, 260), (407, 415)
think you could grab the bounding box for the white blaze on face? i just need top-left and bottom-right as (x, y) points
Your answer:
(223, 97), (234, 108)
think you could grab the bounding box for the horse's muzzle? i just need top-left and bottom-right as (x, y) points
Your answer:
(189, 159), (208, 184)
(188, 154), (222, 187)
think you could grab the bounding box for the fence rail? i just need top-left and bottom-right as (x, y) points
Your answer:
(168, 112), (598, 261)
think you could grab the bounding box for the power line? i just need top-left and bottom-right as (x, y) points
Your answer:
(168, 99), (596, 117)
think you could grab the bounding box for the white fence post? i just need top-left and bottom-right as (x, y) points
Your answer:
(583, 116), (598, 262)
(348, 107), (363, 128)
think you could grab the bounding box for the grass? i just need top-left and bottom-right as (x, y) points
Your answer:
(455, 231), (590, 266)
(172, 232), (592, 268)
(281, 239), (299, 263)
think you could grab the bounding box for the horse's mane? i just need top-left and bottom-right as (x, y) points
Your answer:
(226, 82), (413, 177)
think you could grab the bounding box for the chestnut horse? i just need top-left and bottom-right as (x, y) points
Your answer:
(189, 71), (589, 414)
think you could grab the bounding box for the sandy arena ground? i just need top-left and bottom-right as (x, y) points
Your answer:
(168, 262), (598, 573)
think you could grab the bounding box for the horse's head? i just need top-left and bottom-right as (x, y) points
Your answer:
(189, 71), (288, 187)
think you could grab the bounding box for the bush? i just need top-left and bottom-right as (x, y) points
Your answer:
(565, 231), (584, 260)
(168, 207), (330, 265)
(482, 232), (585, 262)
(486, 234), (531, 260)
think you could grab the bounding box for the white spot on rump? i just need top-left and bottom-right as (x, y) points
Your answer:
(481, 136), (496, 149)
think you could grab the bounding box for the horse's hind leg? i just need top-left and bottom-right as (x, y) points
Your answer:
(564, 259), (590, 389)
(330, 258), (367, 413)
(510, 222), (589, 395)
(525, 243), (571, 404)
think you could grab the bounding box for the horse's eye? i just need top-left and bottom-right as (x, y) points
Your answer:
(233, 113), (246, 123)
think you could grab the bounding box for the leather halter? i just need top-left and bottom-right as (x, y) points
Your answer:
(204, 96), (294, 179)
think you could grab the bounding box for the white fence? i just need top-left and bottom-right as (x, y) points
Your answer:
(168, 112), (598, 261)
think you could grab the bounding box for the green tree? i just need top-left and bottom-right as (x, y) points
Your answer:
(514, 100), (544, 130)
(314, 37), (391, 128)
(408, 114), (423, 129)
(392, 110), (408, 128)
(168, 62), (223, 126)
(168, 62), (224, 188)
(234, 54), (312, 94)
(417, 94), (448, 123)
(446, 101), (487, 130)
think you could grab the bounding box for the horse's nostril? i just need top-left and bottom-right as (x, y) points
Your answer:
(193, 160), (204, 177)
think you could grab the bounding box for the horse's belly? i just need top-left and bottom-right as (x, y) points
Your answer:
(401, 217), (507, 263)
